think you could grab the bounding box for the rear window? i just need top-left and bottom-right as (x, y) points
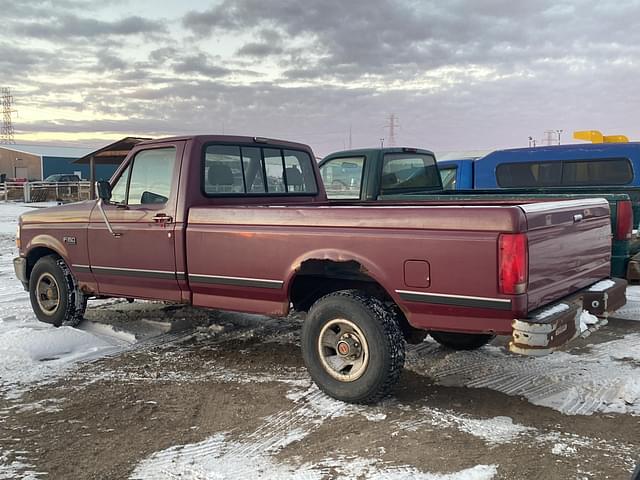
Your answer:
(203, 144), (317, 196)
(496, 158), (633, 187)
(380, 153), (441, 193)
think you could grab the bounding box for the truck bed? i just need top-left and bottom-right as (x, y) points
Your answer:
(185, 198), (611, 334)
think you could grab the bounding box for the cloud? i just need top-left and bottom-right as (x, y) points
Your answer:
(171, 53), (231, 78)
(13, 14), (167, 39)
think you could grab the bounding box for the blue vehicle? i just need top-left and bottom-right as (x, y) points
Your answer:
(438, 143), (640, 280)
(438, 143), (640, 190)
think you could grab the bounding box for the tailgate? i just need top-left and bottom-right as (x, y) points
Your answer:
(522, 198), (612, 312)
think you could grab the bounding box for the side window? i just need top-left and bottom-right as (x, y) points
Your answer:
(439, 167), (458, 190)
(381, 153), (440, 192)
(320, 157), (364, 199)
(128, 148), (176, 205)
(202, 144), (318, 195)
(110, 165), (130, 204)
(496, 162), (562, 187)
(204, 145), (245, 194)
(283, 149), (317, 193)
(562, 158), (632, 186)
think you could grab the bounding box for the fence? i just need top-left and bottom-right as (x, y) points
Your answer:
(1, 181), (93, 203)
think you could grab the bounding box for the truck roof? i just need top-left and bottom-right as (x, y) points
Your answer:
(321, 146), (435, 161)
(137, 135), (313, 151)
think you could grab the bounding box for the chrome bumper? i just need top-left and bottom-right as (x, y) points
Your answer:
(509, 278), (627, 356)
(13, 256), (28, 290)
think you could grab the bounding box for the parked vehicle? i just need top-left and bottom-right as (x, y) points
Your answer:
(15, 136), (626, 404)
(320, 147), (637, 280)
(438, 143), (640, 279)
(44, 174), (81, 182)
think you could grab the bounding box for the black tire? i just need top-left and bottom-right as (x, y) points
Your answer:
(29, 255), (87, 327)
(301, 290), (405, 404)
(430, 331), (495, 350)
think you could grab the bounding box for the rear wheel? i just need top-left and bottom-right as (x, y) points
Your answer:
(301, 290), (405, 404)
(29, 255), (87, 327)
(430, 331), (495, 350)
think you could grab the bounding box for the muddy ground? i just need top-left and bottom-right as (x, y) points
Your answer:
(1, 299), (639, 480)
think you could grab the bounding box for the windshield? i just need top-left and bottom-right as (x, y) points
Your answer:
(380, 153), (441, 193)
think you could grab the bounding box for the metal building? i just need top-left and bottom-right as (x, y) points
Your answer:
(0, 144), (118, 181)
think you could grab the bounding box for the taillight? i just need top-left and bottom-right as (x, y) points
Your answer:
(499, 233), (528, 295)
(615, 200), (633, 240)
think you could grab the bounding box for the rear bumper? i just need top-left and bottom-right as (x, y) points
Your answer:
(509, 277), (627, 356)
(13, 256), (28, 290)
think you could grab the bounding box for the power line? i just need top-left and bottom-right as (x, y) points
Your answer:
(1, 87), (16, 144)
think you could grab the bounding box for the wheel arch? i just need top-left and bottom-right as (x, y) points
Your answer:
(284, 250), (418, 342)
(23, 238), (68, 283)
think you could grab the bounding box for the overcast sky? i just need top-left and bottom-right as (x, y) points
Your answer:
(1, 0), (640, 156)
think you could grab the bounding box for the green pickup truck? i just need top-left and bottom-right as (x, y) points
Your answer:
(319, 147), (638, 280)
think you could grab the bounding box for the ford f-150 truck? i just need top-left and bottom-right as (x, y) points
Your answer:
(319, 147), (636, 279)
(14, 136), (626, 404)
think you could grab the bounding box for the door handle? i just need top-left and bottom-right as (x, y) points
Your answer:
(153, 213), (173, 224)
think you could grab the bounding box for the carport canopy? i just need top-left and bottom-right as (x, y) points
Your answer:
(73, 137), (151, 198)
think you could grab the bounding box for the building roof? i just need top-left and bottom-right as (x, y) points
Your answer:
(0, 143), (94, 158)
(73, 137), (151, 165)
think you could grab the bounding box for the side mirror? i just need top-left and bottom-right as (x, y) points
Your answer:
(95, 180), (112, 202)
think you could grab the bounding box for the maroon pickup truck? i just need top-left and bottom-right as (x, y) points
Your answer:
(14, 135), (626, 404)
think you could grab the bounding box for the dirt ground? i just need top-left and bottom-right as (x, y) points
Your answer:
(1, 299), (639, 480)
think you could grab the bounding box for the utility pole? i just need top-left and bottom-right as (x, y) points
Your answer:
(556, 129), (563, 145)
(380, 138), (385, 148)
(528, 136), (536, 147)
(384, 113), (399, 147)
(348, 125), (352, 149)
(1, 87), (16, 144)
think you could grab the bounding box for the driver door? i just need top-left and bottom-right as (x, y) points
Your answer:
(88, 142), (184, 301)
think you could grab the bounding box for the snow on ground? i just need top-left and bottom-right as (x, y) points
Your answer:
(0, 202), (58, 234)
(614, 285), (640, 321)
(131, 384), (498, 480)
(406, 333), (640, 416)
(0, 204), (139, 399)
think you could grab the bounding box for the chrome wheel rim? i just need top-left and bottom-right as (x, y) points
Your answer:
(36, 273), (60, 315)
(318, 318), (369, 382)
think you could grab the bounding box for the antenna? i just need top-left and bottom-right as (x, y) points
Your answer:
(384, 113), (399, 147)
(1, 87), (16, 144)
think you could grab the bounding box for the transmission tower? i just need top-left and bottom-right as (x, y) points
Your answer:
(384, 113), (399, 147)
(1, 87), (16, 144)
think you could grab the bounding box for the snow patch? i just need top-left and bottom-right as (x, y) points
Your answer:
(407, 333), (640, 415)
(534, 303), (570, 320)
(396, 408), (533, 446)
(587, 279), (616, 292)
(130, 432), (498, 480)
(0, 323), (129, 398)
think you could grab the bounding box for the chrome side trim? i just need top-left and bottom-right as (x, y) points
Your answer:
(395, 289), (512, 311)
(188, 273), (284, 289)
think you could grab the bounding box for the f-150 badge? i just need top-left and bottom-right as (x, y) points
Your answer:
(63, 236), (77, 245)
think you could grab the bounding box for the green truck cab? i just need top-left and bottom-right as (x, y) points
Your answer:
(319, 147), (636, 280)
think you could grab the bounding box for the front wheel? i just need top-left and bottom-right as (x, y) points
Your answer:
(29, 255), (87, 327)
(301, 290), (405, 404)
(430, 331), (495, 350)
